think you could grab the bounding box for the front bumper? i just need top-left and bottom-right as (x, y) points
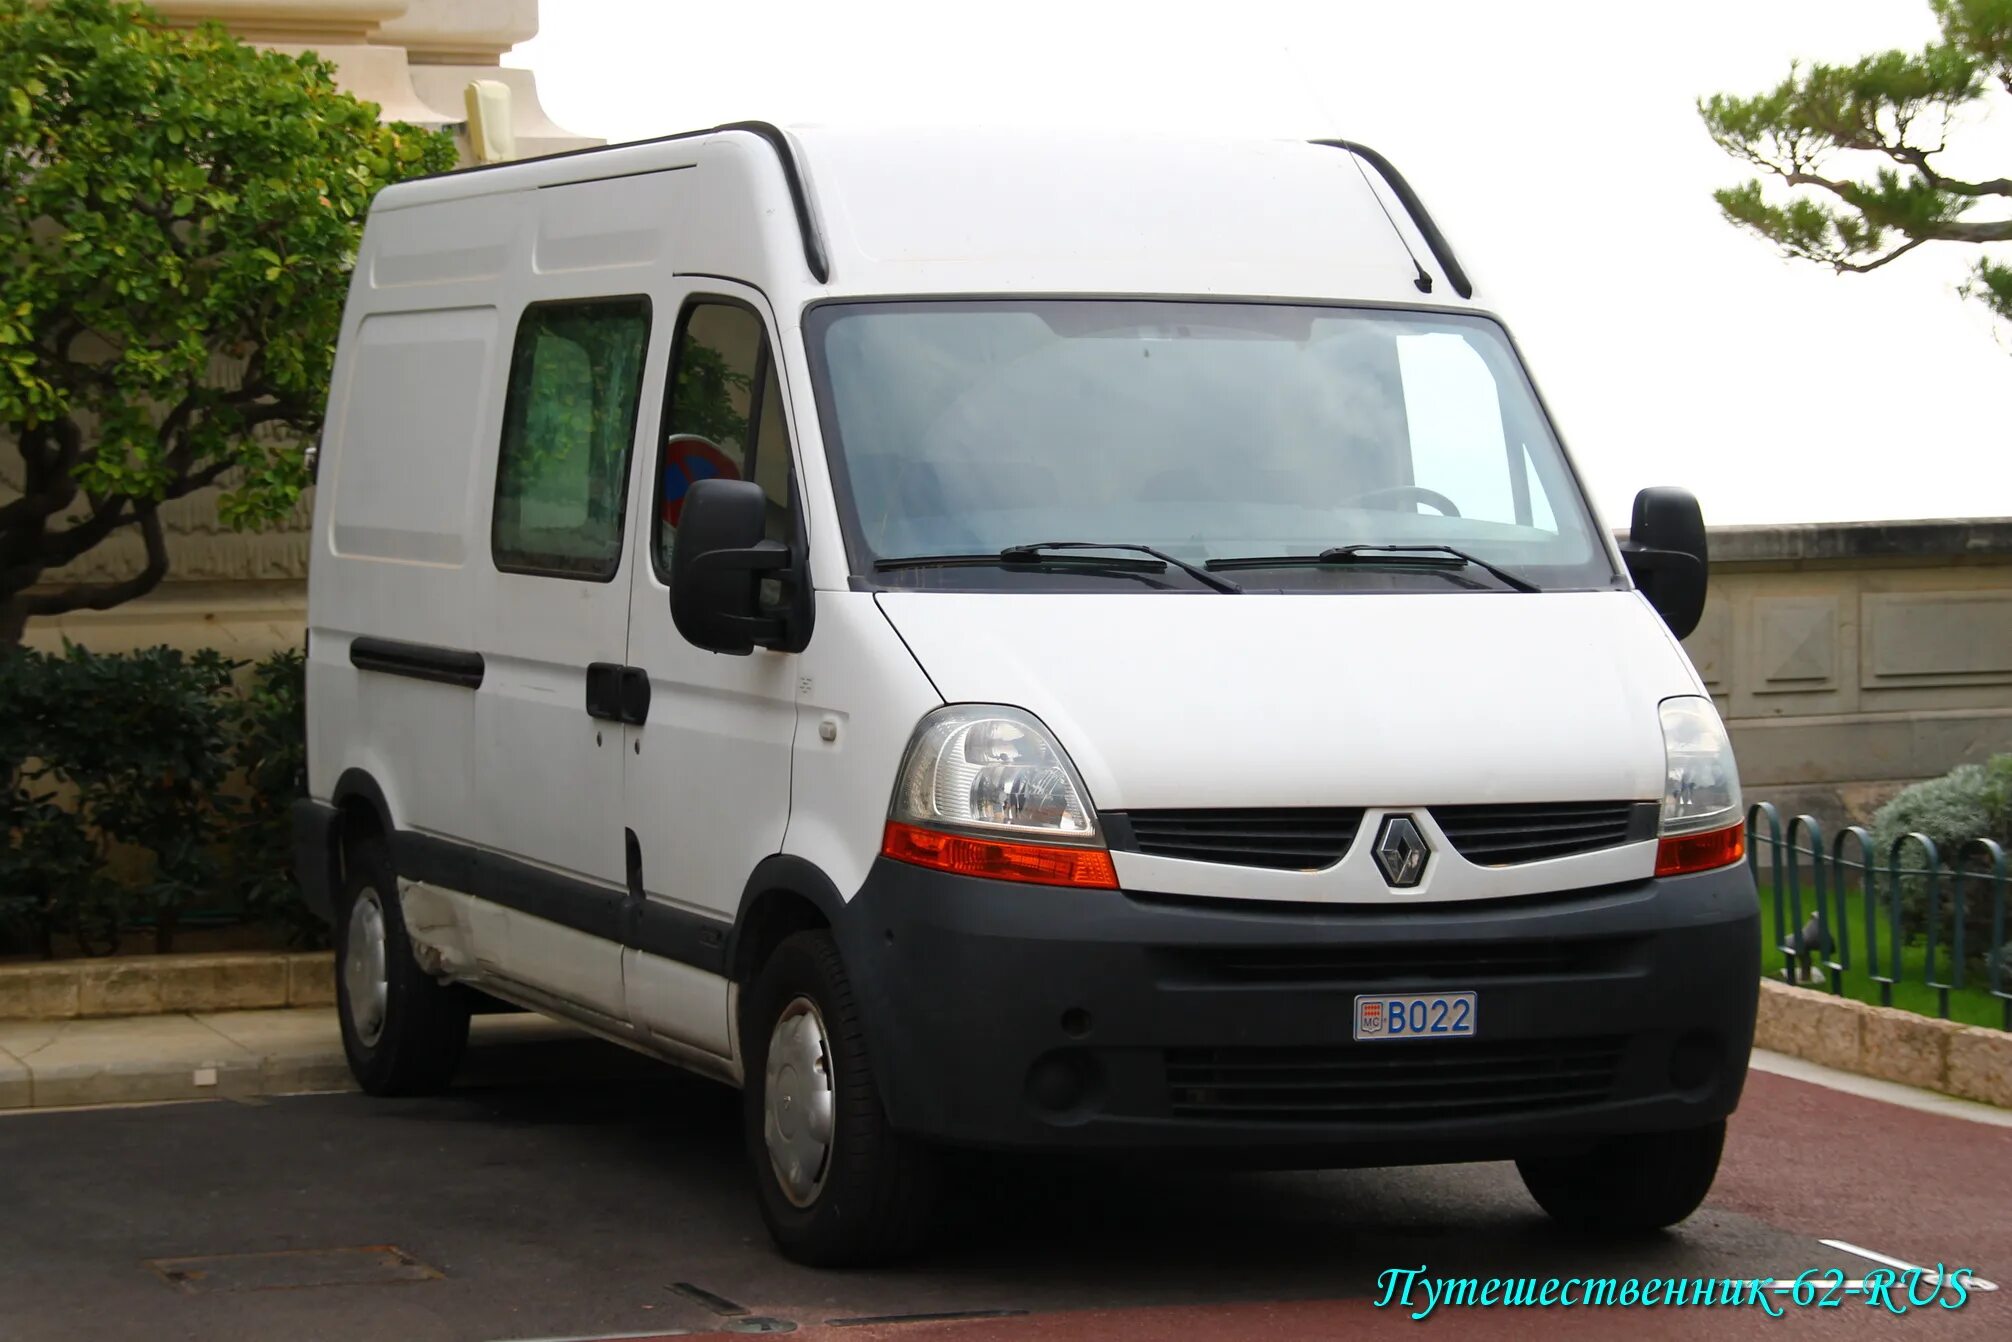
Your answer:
(836, 858), (1759, 1162)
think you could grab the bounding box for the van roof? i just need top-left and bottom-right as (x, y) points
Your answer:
(370, 123), (1478, 308)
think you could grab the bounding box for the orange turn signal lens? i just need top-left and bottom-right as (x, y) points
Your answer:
(1655, 822), (1746, 877)
(881, 820), (1118, 889)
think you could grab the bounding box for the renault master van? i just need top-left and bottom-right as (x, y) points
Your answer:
(294, 123), (1760, 1266)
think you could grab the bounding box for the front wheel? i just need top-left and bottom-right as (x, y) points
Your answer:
(742, 930), (937, 1266)
(1517, 1120), (1725, 1233)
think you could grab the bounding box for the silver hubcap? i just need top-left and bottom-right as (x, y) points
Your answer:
(344, 890), (390, 1048)
(763, 996), (835, 1207)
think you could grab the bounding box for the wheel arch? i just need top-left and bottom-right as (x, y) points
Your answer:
(729, 854), (848, 987)
(293, 768), (398, 926)
(332, 767), (395, 854)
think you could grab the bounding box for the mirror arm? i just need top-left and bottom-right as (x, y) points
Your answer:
(1617, 542), (1703, 582)
(683, 542), (791, 585)
(672, 538), (808, 653)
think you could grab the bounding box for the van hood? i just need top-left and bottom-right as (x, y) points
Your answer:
(875, 590), (1703, 811)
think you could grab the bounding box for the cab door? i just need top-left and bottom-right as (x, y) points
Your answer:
(620, 287), (802, 1057)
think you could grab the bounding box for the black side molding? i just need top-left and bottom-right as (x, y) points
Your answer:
(415, 119), (829, 284)
(1311, 140), (1474, 300)
(349, 636), (485, 689)
(393, 829), (732, 977)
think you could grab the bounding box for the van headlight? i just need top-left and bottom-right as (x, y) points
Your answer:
(1655, 696), (1746, 876)
(883, 705), (1116, 888)
(1658, 697), (1742, 834)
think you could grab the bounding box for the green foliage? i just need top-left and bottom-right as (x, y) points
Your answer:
(1870, 753), (2012, 975)
(1700, 0), (2012, 327)
(0, 0), (455, 639)
(671, 343), (754, 447)
(52, 645), (237, 951)
(499, 302), (650, 542)
(0, 651), (121, 954)
(229, 647), (316, 945)
(0, 644), (317, 956)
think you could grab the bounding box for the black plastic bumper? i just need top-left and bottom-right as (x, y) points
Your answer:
(836, 858), (1760, 1162)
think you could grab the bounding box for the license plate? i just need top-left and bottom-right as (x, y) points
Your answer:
(1354, 991), (1477, 1041)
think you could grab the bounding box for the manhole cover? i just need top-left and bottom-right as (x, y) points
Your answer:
(145, 1245), (443, 1293)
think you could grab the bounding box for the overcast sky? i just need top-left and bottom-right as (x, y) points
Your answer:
(509, 0), (2011, 529)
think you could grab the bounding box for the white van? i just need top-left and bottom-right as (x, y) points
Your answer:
(295, 123), (1760, 1266)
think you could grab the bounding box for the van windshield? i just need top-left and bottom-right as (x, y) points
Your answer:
(804, 301), (1618, 593)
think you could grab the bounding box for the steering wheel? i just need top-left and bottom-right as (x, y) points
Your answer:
(1343, 484), (1463, 517)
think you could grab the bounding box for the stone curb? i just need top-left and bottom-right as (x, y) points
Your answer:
(0, 952), (334, 1021)
(1754, 978), (2012, 1108)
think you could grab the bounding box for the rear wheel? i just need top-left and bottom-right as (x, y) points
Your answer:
(335, 837), (469, 1096)
(742, 930), (936, 1266)
(1517, 1120), (1725, 1233)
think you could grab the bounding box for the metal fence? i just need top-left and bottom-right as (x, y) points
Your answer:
(1747, 802), (2010, 1030)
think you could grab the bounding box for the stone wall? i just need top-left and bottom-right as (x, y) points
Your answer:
(1682, 519), (2012, 826)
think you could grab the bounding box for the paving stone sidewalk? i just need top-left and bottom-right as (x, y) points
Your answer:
(0, 1010), (596, 1111)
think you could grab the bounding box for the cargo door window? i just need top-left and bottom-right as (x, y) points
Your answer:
(656, 300), (798, 605)
(492, 296), (652, 580)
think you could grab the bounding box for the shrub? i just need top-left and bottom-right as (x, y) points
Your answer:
(1871, 754), (2012, 978)
(230, 648), (320, 947)
(0, 643), (316, 956)
(0, 648), (122, 955)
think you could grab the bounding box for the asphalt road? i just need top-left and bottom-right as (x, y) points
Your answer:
(2, 1039), (2006, 1342)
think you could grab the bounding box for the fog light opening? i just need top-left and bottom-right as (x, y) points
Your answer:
(1024, 1049), (1104, 1126)
(1669, 1030), (1722, 1094)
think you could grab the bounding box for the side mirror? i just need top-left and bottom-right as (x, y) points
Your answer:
(1620, 486), (1708, 640)
(669, 478), (813, 655)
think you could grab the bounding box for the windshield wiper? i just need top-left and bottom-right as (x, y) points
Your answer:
(875, 542), (1242, 594)
(1206, 543), (1538, 592)
(1003, 541), (1242, 593)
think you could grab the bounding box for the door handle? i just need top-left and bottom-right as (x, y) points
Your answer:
(618, 666), (651, 726)
(585, 663), (651, 725)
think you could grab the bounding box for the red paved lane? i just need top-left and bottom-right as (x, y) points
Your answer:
(1712, 1071), (2012, 1291)
(674, 1069), (2012, 1341)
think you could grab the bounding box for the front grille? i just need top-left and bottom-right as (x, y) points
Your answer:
(1165, 1036), (1626, 1123)
(1108, 808), (1365, 870)
(1431, 801), (1653, 865)
(1156, 937), (1643, 987)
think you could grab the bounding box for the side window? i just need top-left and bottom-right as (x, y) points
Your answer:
(492, 297), (651, 579)
(1397, 332), (1519, 527)
(751, 358), (794, 543)
(656, 300), (798, 579)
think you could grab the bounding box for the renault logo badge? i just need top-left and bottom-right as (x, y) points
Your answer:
(1373, 814), (1430, 888)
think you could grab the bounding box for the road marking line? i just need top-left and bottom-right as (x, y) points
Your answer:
(1821, 1239), (2000, 1292)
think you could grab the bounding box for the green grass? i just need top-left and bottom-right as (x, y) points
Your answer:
(1758, 884), (2010, 1030)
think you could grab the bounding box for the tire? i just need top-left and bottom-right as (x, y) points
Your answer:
(742, 929), (937, 1266)
(1517, 1120), (1725, 1233)
(335, 837), (470, 1096)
